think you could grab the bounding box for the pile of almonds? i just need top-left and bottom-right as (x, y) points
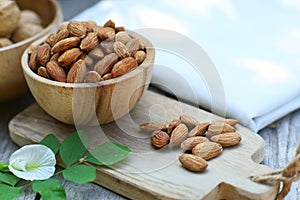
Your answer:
(0, 0), (43, 47)
(28, 20), (147, 83)
(139, 115), (241, 172)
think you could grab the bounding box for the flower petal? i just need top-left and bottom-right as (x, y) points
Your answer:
(9, 165), (55, 181)
(9, 144), (56, 181)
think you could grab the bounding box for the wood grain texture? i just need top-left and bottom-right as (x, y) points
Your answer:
(8, 91), (279, 200)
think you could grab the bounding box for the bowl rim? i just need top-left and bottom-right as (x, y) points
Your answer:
(0, 0), (63, 52)
(21, 30), (155, 88)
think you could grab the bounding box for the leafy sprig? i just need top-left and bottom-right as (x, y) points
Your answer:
(0, 131), (131, 200)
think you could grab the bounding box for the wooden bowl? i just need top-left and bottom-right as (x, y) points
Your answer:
(0, 0), (62, 102)
(21, 32), (155, 126)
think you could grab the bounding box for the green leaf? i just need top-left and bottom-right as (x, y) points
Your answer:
(84, 142), (131, 165)
(32, 178), (66, 200)
(39, 134), (61, 154)
(0, 162), (9, 172)
(60, 131), (89, 167)
(0, 172), (20, 186)
(62, 164), (96, 184)
(0, 184), (22, 200)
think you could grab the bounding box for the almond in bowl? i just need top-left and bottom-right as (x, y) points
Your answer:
(21, 20), (155, 126)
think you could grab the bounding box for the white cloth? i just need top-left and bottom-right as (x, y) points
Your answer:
(72, 0), (300, 132)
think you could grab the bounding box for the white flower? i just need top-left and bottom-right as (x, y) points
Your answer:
(8, 144), (56, 181)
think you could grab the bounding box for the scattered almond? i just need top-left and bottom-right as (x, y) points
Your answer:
(179, 154), (208, 172)
(170, 124), (188, 146)
(188, 122), (210, 137)
(210, 132), (241, 147)
(167, 119), (181, 134)
(179, 115), (199, 129)
(139, 122), (167, 132)
(151, 130), (169, 148)
(207, 121), (235, 137)
(192, 142), (223, 160)
(181, 136), (208, 151)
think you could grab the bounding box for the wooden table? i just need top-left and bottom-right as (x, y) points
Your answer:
(0, 91), (299, 200)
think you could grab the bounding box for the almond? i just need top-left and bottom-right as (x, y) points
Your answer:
(207, 121), (236, 137)
(188, 122), (210, 137)
(36, 43), (51, 66)
(0, 38), (12, 47)
(179, 115), (199, 129)
(94, 53), (118, 76)
(102, 73), (112, 81)
(126, 38), (140, 56)
(170, 124), (188, 146)
(80, 32), (100, 51)
(67, 21), (87, 38)
(46, 29), (69, 47)
(134, 50), (146, 64)
(167, 119), (181, 134)
(103, 19), (115, 29)
(97, 27), (115, 40)
(67, 59), (86, 83)
(50, 52), (61, 63)
(58, 48), (83, 67)
(37, 66), (50, 79)
(192, 142), (223, 160)
(115, 26), (125, 33)
(51, 37), (80, 53)
(100, 40), (114, 54)
(84, 71), (102, 83)
(215, 119), (238, 126)
(115, 31), (131, 44)
(181, 136), (208, 151)
(46, 61), (66, 82)
(80, 54), (93, 67)
(113, 41), (129, 59)
(179, 154), (208, 172)
(84, 20), (98, 33)
(139, 122), (167, 132)
(89, 47), (104, 59)
(29, 48), (38, 71)
(111, 57), (138, 78)
(151, 130), (169, 148)
(210, 132), (241, 147)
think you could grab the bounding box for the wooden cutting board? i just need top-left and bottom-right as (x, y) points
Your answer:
(9, 91), (278, 200)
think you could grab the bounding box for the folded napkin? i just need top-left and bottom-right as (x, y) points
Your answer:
(72, 0), (300, 132)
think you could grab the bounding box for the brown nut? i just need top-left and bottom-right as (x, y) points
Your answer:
(151, 130), (169, 148)
(179, 115), (199, 129)
(58, 48), (83, 67)
(46, 61), (67, 82)
(0, 38), (12, 47)
(67, 59), (87, 83)
(139, 122), (167, 132)
(113, 41), (129, 59)
(19, 10), (42, 25)
(94, 53), (118, 76)
(51, 37), (80, 53)
(0, 0), (20, 37)
(115, 31), (131, 44)
(134, 50), (146, 64)
(84, 71), (102, 83)
(11, 23), (43, 43)
(97, 27), (115, 40)
(181, 136), (208, 151)
(111, 57), (138, 78)
(192, 142), (223, 160)
(210, 132), (241, 147)
(188, 122), (210, 137)
(67, 21), (87, 38)
(37, 66), (51, 79)
(207, 121), (236, 137)
(179, 154), (208, 172)
(170, 124), (188, 146)
(80, 32), (100, 51)
(36, 43), (51, 66)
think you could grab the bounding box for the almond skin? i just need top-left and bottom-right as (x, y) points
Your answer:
(181, 136), (208, 151)
(37, 66), (51, 79)
(139, 122), (167, 132)
(179, 154), (208, 172)
(126, 38), (140, 56)
(210, 132), (241, 147)
(111, 57), (138, 78)
(94, 53), (118, 76)
(29, 48), (38, 71)
(113, 41), (129, 59)
(170, 123), (188, 146)
(188, 122), (210, 137)
(46, 61), (66, 82)
(167, 119), (181, 134)
(192, 142), (223, 160)
(36, 43), (51, 66)
(215, 119), (238, 126)
(67, 21), (87, 38)
(134, 50), (146, 64)
(80, 32), (100, 51)
(51, 37), (80, 53)
(67, 59), (86, 83)
(84, 71), (102, 83)
(115, 31), (131, 44)
(58, 48), (83, 67)
(207, 121), (236, 137)
(97, 27), (115, 40)
(179, 115), (199, 129)
(151, 130), (169, 148)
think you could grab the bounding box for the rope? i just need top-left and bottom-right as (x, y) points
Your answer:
(250, 140), (300, 200)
